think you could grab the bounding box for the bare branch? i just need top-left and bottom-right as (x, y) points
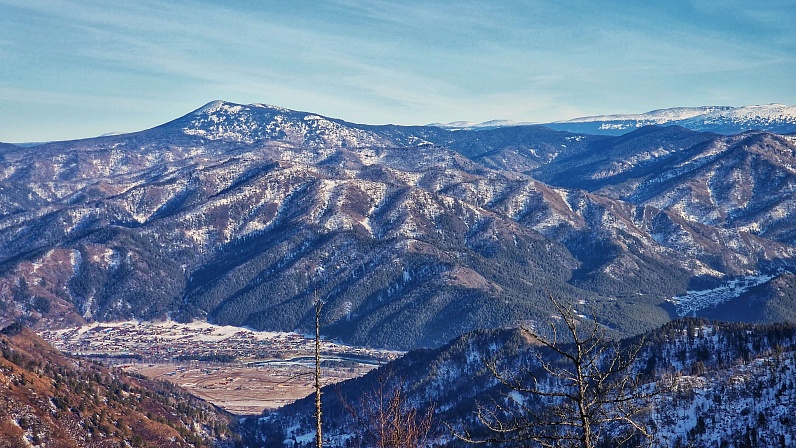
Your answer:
(339, 369), (434, 448)
(456, 294), (656, 448)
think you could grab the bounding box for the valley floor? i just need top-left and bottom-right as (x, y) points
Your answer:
(38, 320), (400, 414)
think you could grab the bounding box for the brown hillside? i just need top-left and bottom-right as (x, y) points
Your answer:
(0, 323), (238, 448)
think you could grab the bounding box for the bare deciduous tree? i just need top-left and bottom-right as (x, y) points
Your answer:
(456, 294), (659, 448)
(341, 369), (434, 448)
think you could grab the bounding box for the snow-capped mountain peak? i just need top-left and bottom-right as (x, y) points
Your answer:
(194, 100), (286, 115)
(195, 99), (229, 114)
(178, 101), (394, 147)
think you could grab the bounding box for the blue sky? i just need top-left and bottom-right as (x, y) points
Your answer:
(1, 0), (794, 142)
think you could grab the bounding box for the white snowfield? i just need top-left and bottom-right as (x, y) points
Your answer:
(427, 104), (796, 134)
(669, 273), (778, 316)
(560, 106), (734, 124)
(559, 104), (796, 130)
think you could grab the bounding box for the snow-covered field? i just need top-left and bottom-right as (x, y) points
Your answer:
(669, 273), (776, 316)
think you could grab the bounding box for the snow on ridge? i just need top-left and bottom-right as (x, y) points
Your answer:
(427, 119), (536, 130)
(427, 120), (478, 128)
(475, 119), (537, 128)
(183, 100), (393, 148)
(693, 104), (796, 122)
(195, 100), (293, 117)
(560, 106), (733, 124)
(194, 100), (295, 115)
(669, 273), (777, 316)
(559, 104), (796, 127)
(249, 103), (292, 112)
(196, 100), (228, 114)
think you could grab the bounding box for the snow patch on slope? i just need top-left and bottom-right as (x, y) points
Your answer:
(669, 273), (777, 316)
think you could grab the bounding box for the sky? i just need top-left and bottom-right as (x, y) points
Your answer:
(1, 0), (795, 143)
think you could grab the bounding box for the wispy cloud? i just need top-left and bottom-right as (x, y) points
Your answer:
(0, 86), (176, 110)
(1, 0), (794, 140)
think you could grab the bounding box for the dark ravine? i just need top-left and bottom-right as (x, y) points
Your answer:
(0, 101), (795, 350)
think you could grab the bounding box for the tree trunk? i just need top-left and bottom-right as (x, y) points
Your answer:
(315, 298), (323, 448)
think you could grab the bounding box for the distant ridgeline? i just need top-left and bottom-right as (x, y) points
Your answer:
(544, 104), (796, 135)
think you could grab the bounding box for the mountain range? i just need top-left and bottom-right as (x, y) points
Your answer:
(431, 104), (796, 135)
(546, 104), (796, 135)
(1, 101), (795, 350)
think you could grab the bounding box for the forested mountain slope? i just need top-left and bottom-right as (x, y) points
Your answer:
(252, 319), (796, 447)
(0, 101), (794, 349)
(0, 323), (238, 447)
